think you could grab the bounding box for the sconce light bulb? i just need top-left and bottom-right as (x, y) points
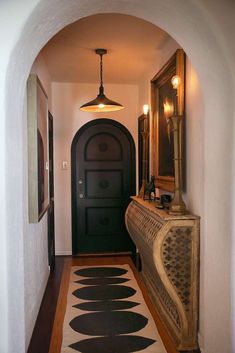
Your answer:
(171, 75), (181, 89)
(143, 104), (149, 115)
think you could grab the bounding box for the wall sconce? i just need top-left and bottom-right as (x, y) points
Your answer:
(138, 104), (149, 197)
(143, 104), (149, 116)
(168, 75), (187, 215)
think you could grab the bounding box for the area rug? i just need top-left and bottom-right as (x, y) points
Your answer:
(60, 265), (167, 353)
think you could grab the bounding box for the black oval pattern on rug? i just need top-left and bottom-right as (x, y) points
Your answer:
(74, 267), (127, 277)
(73, 300), (139, 312)
(69, 311), (148, 335)
(69, 335), (156, 353)
(68, 266), (156, 352)
(72, 284), (136, 300)
(76, 276), (129, 285)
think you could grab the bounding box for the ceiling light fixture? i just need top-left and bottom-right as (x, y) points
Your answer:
(80, 49), (124, 112)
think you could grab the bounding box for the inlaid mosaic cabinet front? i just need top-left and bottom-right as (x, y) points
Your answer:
(125, 197), (200, 351)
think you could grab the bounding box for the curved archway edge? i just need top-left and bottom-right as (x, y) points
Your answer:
(1, 1), (235, 353)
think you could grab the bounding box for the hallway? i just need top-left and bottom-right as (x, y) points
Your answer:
(24, 14), (202, 351)
(1, 2), (235, 353)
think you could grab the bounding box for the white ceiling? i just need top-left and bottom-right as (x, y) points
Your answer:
(41, 14), (170, 84)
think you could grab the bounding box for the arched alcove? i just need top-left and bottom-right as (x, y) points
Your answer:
(1, 1), (234, 353)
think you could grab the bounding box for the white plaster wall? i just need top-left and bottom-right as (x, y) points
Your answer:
(0, 1), (41, 351)
(184, 61), (204, 215)
(184, 60), (205, 349)
(52, 82), (139, 255)
(22, 54), (52, 349)
(1, 1), (235, 353)
(23, 90), (50, 345)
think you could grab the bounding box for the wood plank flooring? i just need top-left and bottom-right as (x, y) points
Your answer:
(27, 255), (178, 353)
(27, 257), (65, 353)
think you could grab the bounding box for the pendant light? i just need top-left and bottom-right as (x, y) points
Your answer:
(80, 49), (124, 112)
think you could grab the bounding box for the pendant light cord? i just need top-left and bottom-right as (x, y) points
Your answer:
(99, 53), (104, 95)
(100, 53), (103, 88)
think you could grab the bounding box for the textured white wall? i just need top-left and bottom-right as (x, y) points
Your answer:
(0, 1), (41, 352)
(52, 82), (139, 255)
(22, 54), (52, 349)
(184, 60), (205, 349)
(0, 1), (235, 353)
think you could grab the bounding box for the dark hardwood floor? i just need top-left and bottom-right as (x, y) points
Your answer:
(27, 257), (65, 353)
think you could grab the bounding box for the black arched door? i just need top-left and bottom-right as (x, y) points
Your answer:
(71, 119), (136, 254)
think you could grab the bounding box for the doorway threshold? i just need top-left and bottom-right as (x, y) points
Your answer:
(73, 251), (132, 257)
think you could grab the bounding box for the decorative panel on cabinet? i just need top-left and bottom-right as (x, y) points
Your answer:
(125, 196), (200, 351)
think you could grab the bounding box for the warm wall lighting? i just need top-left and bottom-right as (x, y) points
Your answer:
(138, 104), (150, 197)
(143, 104), (149, 116)
(163, 99), (173, 119)
(80, 49), (124, 113)
(171, 75), (181, 89)
(168, 74), (187, 215)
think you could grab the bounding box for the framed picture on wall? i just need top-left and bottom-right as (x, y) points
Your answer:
(151, 49), (185, 192)
(27, 74), (49, 223)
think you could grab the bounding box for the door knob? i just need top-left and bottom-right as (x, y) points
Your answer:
(78, 179), (83, 184)
(79, 193), (84, 199)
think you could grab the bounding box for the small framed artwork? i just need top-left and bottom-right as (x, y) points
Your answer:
(27, 74), (49, 223)
(151, 49), (185, 192)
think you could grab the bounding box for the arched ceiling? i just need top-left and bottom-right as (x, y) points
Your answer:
(41, 13), (171, 84)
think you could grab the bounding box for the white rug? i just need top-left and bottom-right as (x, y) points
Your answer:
(61, 265), (167, 353)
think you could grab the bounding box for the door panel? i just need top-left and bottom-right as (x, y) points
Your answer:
(86, 207), (124, 236)
(85, 133), (122, 161)
(86, 170), (123, 198)
(72, 119), (136, 254)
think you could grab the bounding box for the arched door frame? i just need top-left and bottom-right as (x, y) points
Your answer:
(71, 118), (136, 254)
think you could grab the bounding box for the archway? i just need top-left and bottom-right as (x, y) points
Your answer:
(1, 2), (234, 353)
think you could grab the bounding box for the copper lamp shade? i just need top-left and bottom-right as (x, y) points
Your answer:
(80, 49), (124, 113)
(80, 85), (124, 112)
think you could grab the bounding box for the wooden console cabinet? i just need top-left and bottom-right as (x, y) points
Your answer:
(125, 197), (200, 351)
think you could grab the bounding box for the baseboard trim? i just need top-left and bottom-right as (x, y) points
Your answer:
(198, 333), (204, 353)
(55, 250), (72, 256)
